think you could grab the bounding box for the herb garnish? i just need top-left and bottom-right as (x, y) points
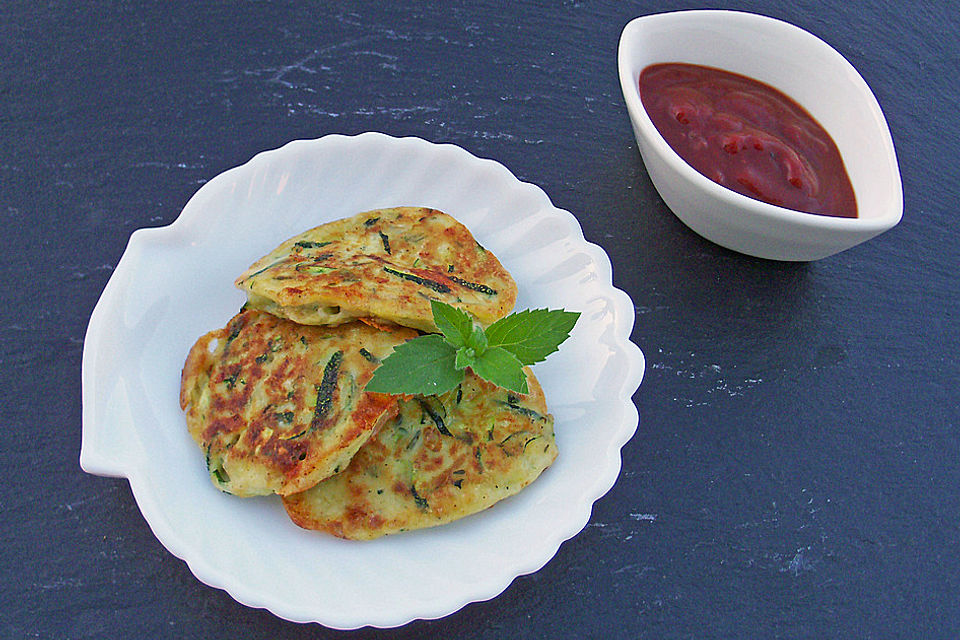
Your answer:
(366, 300), (579, 396)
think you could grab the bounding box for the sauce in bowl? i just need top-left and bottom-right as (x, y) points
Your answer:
(639, 63), (857, 218)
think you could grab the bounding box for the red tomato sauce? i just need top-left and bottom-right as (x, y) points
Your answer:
(639, 63), (857, 218)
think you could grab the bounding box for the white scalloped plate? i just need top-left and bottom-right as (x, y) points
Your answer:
(80, 132), (645, 629)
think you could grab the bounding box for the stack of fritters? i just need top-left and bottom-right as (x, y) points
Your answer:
(180, 207), (558, 539)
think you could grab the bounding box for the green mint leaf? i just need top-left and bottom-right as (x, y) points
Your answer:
(466, 322), (488, 352)
(366, 334), (463, 395)
(484, 308), (580, 365)
(470, 346), (528, 394)
(454, 346), (476, 371)
(430, 300), (474, 348)
(370, 302), (578, 397)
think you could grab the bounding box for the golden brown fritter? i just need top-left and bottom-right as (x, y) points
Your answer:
(234, 207), (517, 332)
(282, 369), (557, 539)
(179, 310), (417, 497)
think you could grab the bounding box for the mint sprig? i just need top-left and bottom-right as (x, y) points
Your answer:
(366, 300), (579, 396)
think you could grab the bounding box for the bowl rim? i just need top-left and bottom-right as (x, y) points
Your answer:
(617, 9), (903, 233)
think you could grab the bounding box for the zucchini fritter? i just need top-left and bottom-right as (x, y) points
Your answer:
(282, 369), (557, 539)
(179, 310), (417, 497)
(234, 207), (517, 332)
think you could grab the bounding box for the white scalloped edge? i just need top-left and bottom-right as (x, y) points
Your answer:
(80, 132), (645, 629)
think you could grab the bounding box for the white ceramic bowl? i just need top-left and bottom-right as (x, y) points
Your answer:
(618, 10), (903, 261)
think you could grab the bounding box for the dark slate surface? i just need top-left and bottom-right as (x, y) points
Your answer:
(3, 1), (957, 638)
